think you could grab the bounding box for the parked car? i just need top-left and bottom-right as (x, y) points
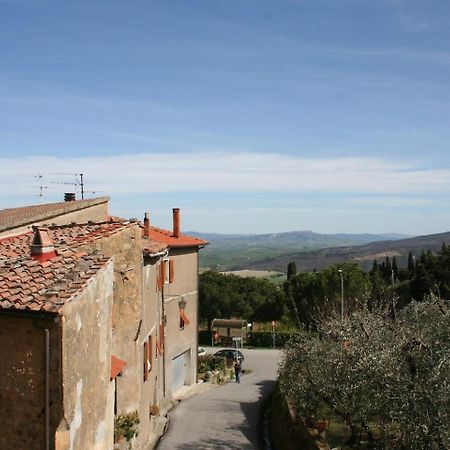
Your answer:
(214, 349), (244, 362)
(198, 347), (207, 357)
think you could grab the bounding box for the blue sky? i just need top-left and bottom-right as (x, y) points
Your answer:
(1, 0), (450, 234)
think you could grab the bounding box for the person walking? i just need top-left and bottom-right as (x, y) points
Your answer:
(234, 360), (242, 383)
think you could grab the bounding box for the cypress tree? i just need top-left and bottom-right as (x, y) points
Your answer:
(385, 256), (392, 276)
(371, 259), (378, 275)
(392, 256), (398, 280)
(287, 261), (297, 280)
(407, 251), (415, 272)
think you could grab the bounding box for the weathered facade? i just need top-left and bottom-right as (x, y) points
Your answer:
(142, 208), (207, 402)
(0, 224), (115, 450)
(0, 199), (207, 450)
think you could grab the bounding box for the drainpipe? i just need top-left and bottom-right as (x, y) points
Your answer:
(44, 328), (50, 450)
(196, 247), (200, 383)
(161, 260), (166, 398)
(34, 320), (51, 450)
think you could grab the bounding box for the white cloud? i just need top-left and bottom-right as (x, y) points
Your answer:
(1, 152), (449, 197)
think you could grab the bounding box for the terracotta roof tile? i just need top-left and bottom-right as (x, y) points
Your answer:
(0, 220), (135, 313)
(0, 197), (109, 233)
(141, 238), (168, 256)
(142, 225), (208, 249)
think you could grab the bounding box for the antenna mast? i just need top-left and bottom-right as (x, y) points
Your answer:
(30, 174), (48, 201)
(50, 173), (85, 199)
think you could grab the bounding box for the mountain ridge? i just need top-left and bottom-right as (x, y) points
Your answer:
(189, 230), (412, 270)
(236, 230), (450, 273)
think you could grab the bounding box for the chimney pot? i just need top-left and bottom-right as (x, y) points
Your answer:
(31, 226), (57, 262)
(172, 208), (180, 238)
(143, 212), (150, 238)
(64, 192), (76, 202)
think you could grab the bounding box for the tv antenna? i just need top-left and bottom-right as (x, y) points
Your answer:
(50, 173), (85, 199)
(28, 173), (49, 201)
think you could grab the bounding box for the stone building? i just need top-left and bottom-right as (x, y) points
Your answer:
(0, 223), (119, 450)
(0, 198), (207, 450)
(141, 208), (208, 405)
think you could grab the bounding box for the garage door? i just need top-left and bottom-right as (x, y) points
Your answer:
(171, 351), (188, 394)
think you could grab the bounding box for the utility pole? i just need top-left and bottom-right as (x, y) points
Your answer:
(31, 174), (48, 201)
(338, 269), (344, 320)
(50, 173), (85, 199)
(272, 321), (276, 349)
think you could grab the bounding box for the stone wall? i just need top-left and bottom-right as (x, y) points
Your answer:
(0, 314), (62, 450)
(77, 224), (143, 414)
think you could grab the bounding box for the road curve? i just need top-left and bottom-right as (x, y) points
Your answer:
(157, 348), (282, 450)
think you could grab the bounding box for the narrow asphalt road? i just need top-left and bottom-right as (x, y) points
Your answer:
(157, 348), (282, 450)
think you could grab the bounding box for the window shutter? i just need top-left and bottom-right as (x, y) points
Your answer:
(149, 335), (153, 371)
(161, 262), (166, 287)
(180, 310), (191, 325)
(144, 342), (149, 381)
(169, 259), (174, 283)
(156, 337), (163, 355)
(159, 323), (164, 350)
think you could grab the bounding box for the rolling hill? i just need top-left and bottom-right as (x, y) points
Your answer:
(237, 231), (450, 273)
(188, 230), (410, 270)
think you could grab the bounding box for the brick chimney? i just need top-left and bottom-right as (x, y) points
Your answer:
(31, 227), (57, 262)
(143, 212), (150, 238)
(172, 208), (180, 238)
(64, 193), (76, 202)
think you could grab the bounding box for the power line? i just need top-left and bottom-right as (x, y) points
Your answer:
(28, 174), (49, 201)
(50, 173), (85, 199)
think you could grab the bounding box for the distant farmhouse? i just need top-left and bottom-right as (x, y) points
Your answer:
(0, 196), (207, 450)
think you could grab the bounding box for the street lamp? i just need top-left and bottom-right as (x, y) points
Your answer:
(338, 269), (344, 320)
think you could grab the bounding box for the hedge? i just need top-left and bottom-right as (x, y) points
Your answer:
(247, 331), (293, 348)
(198, 330), (294, 348)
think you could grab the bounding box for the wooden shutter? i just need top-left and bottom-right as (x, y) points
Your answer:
(159, 323), (164, 350)
(156, 337), (163, 355)
(169, 259), (174, 283)
(149, 335), (153, 371)
(156, 271), (159, 292)
(161, 262), (166, 287)
(144, 341), (149, 381)
(180, 310), (191, 325)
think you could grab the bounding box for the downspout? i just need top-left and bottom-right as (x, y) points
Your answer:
(196, 247), (200, 383)
(150, 249), (168, 399)
(34, 321), (51, 450)
(160, 250), (169, 398)
(44, 328), (50, 450)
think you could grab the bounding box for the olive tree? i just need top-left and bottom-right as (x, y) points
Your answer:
(278, 297), (450, 449)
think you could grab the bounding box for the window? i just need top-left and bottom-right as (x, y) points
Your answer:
(156, 259), (174, 292)
(163, 258), (174, 284)
(156, 323), (164, 357)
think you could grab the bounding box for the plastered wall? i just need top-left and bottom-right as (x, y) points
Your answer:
(59, 260), (114, 450)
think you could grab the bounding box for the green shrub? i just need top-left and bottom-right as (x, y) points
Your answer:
(247, 331), (293, 348)
(198, 329), (212, 345)
(198, 354), (226, 373)
(114, 411), (139, 442)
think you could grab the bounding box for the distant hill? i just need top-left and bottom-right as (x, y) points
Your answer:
(188, 230), (410, 270)
(236, 231), (450, 273)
